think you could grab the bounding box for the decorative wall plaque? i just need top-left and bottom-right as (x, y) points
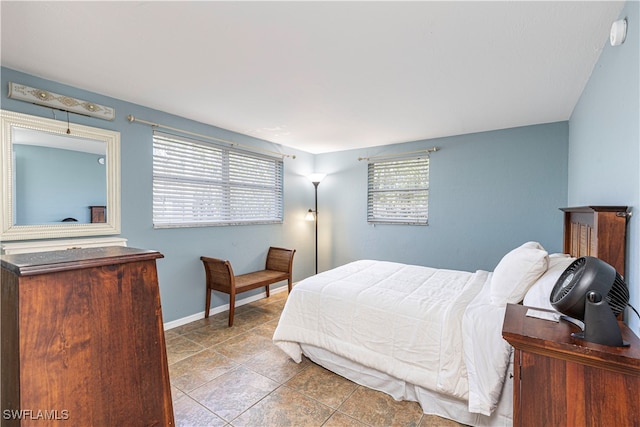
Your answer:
(8, 82), (115, 121)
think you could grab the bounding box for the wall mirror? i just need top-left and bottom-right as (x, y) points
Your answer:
(1, 109), (120, 240)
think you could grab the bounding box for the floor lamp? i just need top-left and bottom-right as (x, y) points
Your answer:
(305, 173), (326, 274)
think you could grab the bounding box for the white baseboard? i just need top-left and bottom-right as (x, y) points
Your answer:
(163, 285), (289, 331)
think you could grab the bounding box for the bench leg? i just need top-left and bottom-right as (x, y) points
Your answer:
(265, 285), (270, 298)
(287, 278), (292, 293)
(205, 287), (211, 319)
(228, 292), (236, 327)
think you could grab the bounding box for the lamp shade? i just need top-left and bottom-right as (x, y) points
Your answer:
(307, 173), (326, 184)
(305, 209), (316, 221)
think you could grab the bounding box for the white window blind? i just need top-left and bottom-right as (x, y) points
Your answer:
(367, 156), (429, 225)
(153, 132), (283, 227)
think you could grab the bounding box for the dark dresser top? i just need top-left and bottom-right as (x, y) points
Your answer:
(1, 246), (163, 276)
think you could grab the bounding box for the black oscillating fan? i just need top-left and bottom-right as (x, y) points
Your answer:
(550, 256), (630, 347)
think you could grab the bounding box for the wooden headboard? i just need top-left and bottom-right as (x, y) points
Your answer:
(561, 206), (630, 276)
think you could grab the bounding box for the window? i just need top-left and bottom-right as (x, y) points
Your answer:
(367, 156), (429, 225)
(152, 132), (283, 228)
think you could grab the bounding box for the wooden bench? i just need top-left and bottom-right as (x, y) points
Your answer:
(200, 247), (296, 326)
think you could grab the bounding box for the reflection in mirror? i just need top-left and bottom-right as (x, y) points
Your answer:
(1, 109), (120, 241)
(14, 128), (107, 225)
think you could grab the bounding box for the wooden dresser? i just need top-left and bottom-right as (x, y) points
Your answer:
(502, 303), (640, 427)
(560, 206), (629, 275)
(1, 246), (174, 426)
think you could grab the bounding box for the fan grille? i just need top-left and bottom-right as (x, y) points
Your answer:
(550, 257), (585, 304)
(607, 273), (630, 316)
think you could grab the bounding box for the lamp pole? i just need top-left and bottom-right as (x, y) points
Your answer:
(312, 180), (319, 275)
(307, 173), (326, 275)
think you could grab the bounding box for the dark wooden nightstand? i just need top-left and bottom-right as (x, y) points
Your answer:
(502, 303), (640, 427)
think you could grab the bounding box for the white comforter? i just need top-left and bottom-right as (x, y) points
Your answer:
(273, 260), (511, 416)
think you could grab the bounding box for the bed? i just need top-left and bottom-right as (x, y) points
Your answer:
(273, 207), (628, 426)
(272, 241), (576, 426)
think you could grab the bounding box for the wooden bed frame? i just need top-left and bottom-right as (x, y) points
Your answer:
(561, 206), (630, 275)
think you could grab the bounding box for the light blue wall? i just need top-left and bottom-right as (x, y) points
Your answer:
(1, 67), (317, 323)
(315, 123), (569, 274)
(1, 67), (570, 325)
(568, 1), (639, 334)
(15, 144), (105, 224)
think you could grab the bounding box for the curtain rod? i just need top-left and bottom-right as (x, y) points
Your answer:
(358, 147), (439, 162)
(126, 115), (296, 159)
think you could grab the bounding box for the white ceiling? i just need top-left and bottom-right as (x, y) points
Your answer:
(0, 1), (625, 154)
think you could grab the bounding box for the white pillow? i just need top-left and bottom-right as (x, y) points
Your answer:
(523, 254), (576, 311)
(490, 241), (549, 306)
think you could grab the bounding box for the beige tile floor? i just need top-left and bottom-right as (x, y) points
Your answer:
(166, 291), (464, 427)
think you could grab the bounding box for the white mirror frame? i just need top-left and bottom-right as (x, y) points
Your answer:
(1, 109), (121, 241)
